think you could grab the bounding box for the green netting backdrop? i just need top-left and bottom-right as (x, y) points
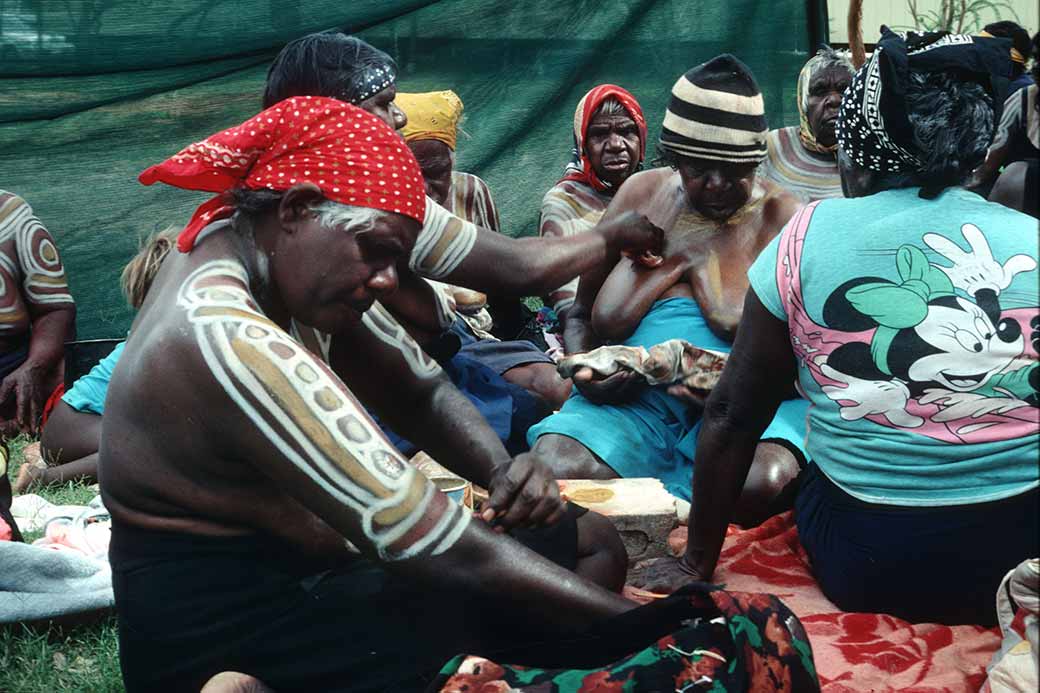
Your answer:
(1, 0), (814, 339)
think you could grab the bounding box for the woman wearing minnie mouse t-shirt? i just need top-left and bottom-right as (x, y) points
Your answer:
(633, 28), (1038, 627)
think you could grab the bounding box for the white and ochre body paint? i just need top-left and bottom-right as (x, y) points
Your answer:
(0, 192), (73, 336)
(178, 260), (469, 560)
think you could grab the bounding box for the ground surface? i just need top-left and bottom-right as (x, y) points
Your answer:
(2, 434), (123, 693)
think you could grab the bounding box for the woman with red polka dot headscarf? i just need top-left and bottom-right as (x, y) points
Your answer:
(109, 96), (644, 691)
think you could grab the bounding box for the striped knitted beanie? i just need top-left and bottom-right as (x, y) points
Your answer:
(659, 54), (768, 164)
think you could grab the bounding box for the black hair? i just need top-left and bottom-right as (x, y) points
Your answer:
(905, 71), (993, 198)
(1033, 32), (1040, 85)
(983, 21), (1032, 77)
(228, 187), (283, 219)
(262, 31), (396, 109)
(225, 188), (285, 238)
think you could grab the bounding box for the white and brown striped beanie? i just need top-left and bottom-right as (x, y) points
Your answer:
(659, 54), (768, 164)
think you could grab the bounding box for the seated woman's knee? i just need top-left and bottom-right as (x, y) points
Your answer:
(40, 402), (101, 463)
(576, 510), (628, 592)
(751, 443), (801, 496)
(532, 434), (616, 479)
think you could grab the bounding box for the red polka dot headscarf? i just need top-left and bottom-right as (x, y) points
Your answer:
(139, 96), (427, 252)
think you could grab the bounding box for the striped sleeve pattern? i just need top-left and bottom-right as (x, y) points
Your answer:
(989, 88), (1025, 152)
(409, 196), (479, 280)
(0, 190), (74, 309)
(537, 180), (610, 314)
(447, 171), (501, 232)
(758, 127), (844, 203)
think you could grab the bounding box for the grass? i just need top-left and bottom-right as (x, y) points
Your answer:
(0, 298), (550, 692)
(2, 434), (124, 693)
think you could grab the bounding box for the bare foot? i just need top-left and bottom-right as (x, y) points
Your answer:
(200, 672), (275, 693)
(13, 462), (45, 494)
(13, 443), (46, 494)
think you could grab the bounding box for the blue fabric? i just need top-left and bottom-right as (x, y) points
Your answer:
(451, 319), (553, 374)
(527, 297), (808, 500)
(795, 462), (1038, 626)
(1008, 73), (1034, 95)
(378, 345), (545, 458)
(61, 341), (125, 415)
(748, 188), (1039, 506)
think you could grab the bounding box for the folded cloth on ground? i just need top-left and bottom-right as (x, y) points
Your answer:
(649, 513), (1002, 692)
(557, 339), (728, 390)
(0, 540), (113, 623)
(11, 493), (106, 535)
(982, 558), (1039, 693)
(33, 502), (111, 562)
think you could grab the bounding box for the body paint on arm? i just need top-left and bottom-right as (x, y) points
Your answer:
(178, 261), (468, 560)
(0, 195), (73, 307)
(361, 301), (443, 378)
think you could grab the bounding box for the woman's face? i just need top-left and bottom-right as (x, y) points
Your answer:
(359, 84), (407, 132)
(676, 157), (758, 221)
(806, 65), (852, 148)
(272, 204), (418, 333)
(585, 110), (641, 186)
(408, 139), (454, 206)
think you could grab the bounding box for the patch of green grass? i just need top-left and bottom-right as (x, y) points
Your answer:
(4, 434), (123, 692)
(0, 618), (123, 693)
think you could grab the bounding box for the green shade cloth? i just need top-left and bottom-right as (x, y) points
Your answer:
(1, 0), (812, 338)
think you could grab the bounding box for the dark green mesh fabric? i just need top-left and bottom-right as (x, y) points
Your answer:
(0, 1), (813, 338)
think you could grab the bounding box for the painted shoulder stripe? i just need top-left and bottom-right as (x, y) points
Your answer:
(178, 260), (468, 560)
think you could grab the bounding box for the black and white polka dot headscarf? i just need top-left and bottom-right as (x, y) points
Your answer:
(836, 26), (1011, 191)
(344, 46), (397, 104)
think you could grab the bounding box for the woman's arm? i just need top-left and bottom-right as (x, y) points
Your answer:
(376, 262), (455, 346)
(591, 256), (686, 343)
(683, 290), (797, 578)
(630, 289), (797, 591)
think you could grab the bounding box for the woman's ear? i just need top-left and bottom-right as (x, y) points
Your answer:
(277, 183), (325, 231)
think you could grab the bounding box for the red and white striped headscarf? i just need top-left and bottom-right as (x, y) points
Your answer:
(560, 84), (647, 193)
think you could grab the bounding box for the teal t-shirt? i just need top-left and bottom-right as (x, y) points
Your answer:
(748, 187), (1039, 506)
(62, 341), (125, 416)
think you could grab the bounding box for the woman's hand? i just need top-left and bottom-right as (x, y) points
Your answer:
(627, 554), (709, 594)
(572, 367), (645, 404)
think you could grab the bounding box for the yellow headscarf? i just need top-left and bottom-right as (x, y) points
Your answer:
(397, 90), (464, 150)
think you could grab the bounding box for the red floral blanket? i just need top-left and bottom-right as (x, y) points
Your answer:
(657, 512), (1001, 692)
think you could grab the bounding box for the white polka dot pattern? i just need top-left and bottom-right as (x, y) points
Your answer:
(139, 96), (426, 251)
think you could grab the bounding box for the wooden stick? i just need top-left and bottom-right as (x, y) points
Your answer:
(848, 0), (866, 69)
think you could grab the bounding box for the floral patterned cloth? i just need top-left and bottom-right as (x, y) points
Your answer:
(433, 583), (818, 692)
(673, 513), (1002, 692)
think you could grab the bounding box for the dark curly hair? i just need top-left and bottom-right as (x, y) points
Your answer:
(263, 31), (396, 109)
(905, 71), (994, 197)
(1033, 32), (1040, 85)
